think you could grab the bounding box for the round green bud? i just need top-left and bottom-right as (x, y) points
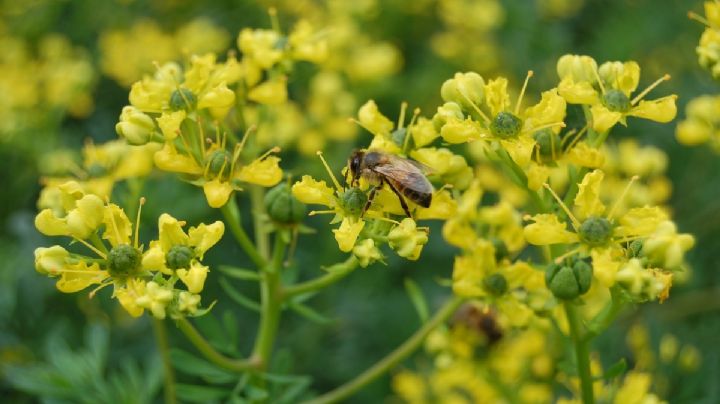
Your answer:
(490, 238), (509, 262)
(166, 245), (194, 270)
(627, 239), (644, 258)
(391, 127), (408, 147)
(490, 111), (522, 139)
(572, 258), (593, 295)
(108, 244), (142, 277)
(205, 150), (232, 176)
(483, 273), (508, 296)
(169, 88), (197, 111)
(532, 128), (562, 162)
(602, 89), (630, 113)
(341, 187), (368, 217)
(579, 216), (613, 247)
(264, 183), (306, 225)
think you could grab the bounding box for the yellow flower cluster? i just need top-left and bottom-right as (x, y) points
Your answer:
(394, 305), (556, 403)
(693, 1), (720, 79)
(113, 16), (336, 207)
(34, 181), (223, 319)
(0, 31), (95, 140)
(100, 18), (231, 87)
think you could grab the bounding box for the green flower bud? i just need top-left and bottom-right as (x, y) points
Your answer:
(340, 187), (368, 217)
(432, 102), (464, 132)
(440, 72), (485, 111)
(205, 149), (232, 176)
(490, 238), (509, 261)
(169, 88), (198, 111)
(627, 239), (644, 258)
(264, 183), (306, 225)
(532, 128), (562, 162)
(602, 89), (630, 113)
(483, 273), (508, 296)
(579, 216), (613, 247)
(490, 111), (522, 139)
(166, 245), (194, 270)
(545, 258), (593, 300)
(108, 244), (142, 277)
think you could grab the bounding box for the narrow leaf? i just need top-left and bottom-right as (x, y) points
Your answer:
(404, 278), (429, 323)
(287, 301), (333, 324)
(218, 266), (261, 281)
(219, 277), (261, 312)
(175, 384), (229, 402)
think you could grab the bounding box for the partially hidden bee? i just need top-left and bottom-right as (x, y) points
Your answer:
(347, 149), (433, 217)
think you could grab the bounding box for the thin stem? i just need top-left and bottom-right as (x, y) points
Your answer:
(251, 231), (287, 368)
(302, 296), (465, 404)
(564, 303), (594, 404)
(282, 257), (358, 299)
(585, 287), (627, 340)
(176, 317), (258, 372)
(152, 318), (177, 404)
(250, 186), (270, 259)
(220, 198), (266, 268)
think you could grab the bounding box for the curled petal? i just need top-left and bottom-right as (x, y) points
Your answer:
(574, 169), (606, 220)
(291, 175), (335, 206)
(236, 156), (282, 187)
(524, 214), (578, 245)
(590, 104), (622, 133)
(332, 217), (365, 252)
(628, 96), (677, 123)
(158, 213), (190, 251)
(188, 221), (225, 257)
(203, 178), (233, 208)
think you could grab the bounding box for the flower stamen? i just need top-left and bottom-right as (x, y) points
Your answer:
(543, 183), (581, 230)
(316, 151), (342, 191)
(631, 74), (671, 106)
(515, 70), (534, 115)
(397, 101), (408, 130)
(592, 67), (606, 94)
(134, 197), (145, 249)
(73, 236), (107, 259)
(607, 175), (639, 220)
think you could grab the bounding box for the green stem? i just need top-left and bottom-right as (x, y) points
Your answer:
(302, 296), (465, 404)
(585, 287), (626, 341)
(152, 319), (177, 404)
(564, 303), (594, 404)
(251, 232), (286, 368)
(282, 257), (358, 299)
(220, 198), (266, 268)
(176, 317), (257, 372)
(250, 186), (270, 259)
(89, 233), (108, 255)
(493, 146), (548, 213)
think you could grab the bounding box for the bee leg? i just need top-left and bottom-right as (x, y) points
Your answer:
(362, 184), (380, 217)
(385, 180), (412, 218)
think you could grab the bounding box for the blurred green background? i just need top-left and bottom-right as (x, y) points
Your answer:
(0, 0), (718, 402)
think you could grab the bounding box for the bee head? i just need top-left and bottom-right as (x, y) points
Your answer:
(347, 150), (364, 186)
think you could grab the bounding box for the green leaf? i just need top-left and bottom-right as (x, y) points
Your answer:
(170, 349), (236, 383)
(287, 301), (333, 324)
(601, 358), (627, 381)
(404, 278), (429, 323)
(176, 383), (229, 402)
(219, 277), (261, 312)
(218, 265), (261, 281)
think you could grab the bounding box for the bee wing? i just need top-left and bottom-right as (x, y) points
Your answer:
(373, 155), (434, 194)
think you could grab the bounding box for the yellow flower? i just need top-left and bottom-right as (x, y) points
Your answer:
(292, 175), (336, 206)
(523, 214), (578, 245)
(410, 117), (439, 148)
(613, 372), (661, 404)
(248, 77), (288, 105)
(452, 240), (496, 297)
(235, 156), (283, 187)
(358, 99), (394, 136)
(387, 218), (428, 260)
(643, 221), (695, 270)
(353, 238), (383, 267)
(675, 94), (720, 149)
(288, 20), (328, 63)
(142, 213), (224, 277)
(237, 28), (283, 69)
(177, 263), (210, 294)
(177, 291), (202, 315)
(114, 279), (147, 317)
(115, 106), (155, 145)
(135, 281), (174, 319)
(35, 181), (105, 239)
(557, 55), (676, 133)
(332, 217), (365, 252)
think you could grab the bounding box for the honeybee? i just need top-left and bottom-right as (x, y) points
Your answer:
(347, 150), (433, 217)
